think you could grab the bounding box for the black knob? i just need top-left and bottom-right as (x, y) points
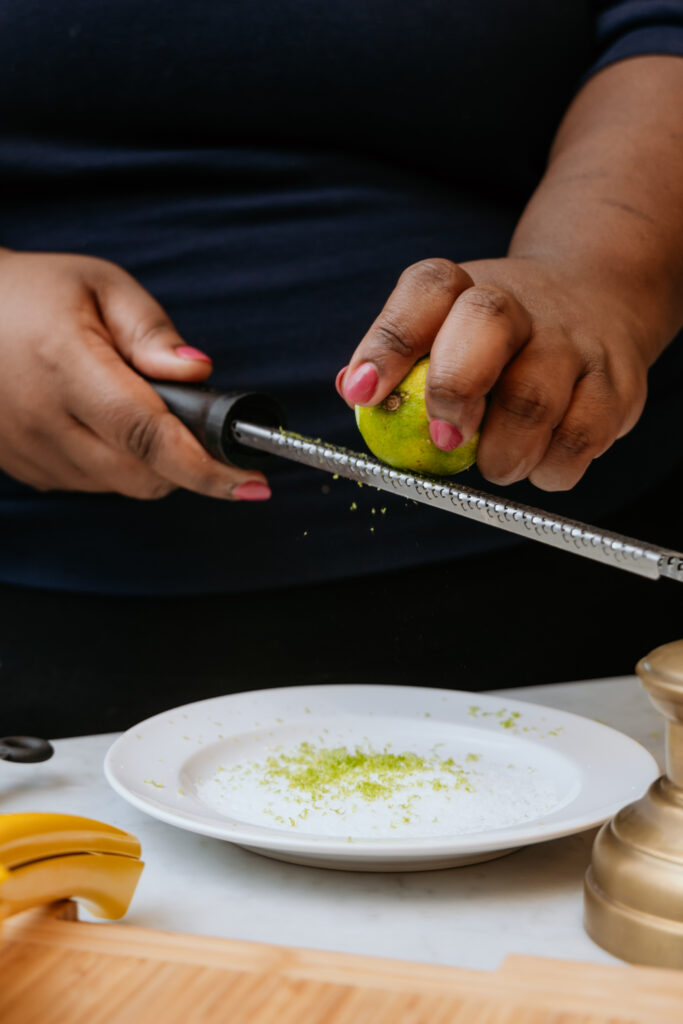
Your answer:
(0, 735), (54, 763)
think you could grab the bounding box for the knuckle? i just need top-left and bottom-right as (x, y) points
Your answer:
(400, 258), (461, 294)
(120, 408), (165, 463)
(131, 313), (172, 349)
(584, 349), (610, 379)
(427, 371), (478, 405)
(458, 287), (512, 320)
(550, 422), (597, 459)
(580, 331), (615, 377)
(495, 381), (553, 427)
(372, 316), (419, 358)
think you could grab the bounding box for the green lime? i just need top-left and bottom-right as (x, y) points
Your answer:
(355, 357), (478, 476)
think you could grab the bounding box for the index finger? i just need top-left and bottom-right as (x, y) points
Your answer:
(67, 337), (270, 499)
(340, 259), (473, 407)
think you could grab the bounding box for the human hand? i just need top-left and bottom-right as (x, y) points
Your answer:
(0, 250), (270, 499)
(337, 257), (651, 491)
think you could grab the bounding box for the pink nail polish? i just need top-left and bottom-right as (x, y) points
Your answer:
(343, 362), (378, 404)
(335, 365), (349, 397)
(429, 419), (463, 451)
(175, 345), (212, 363)
(233, 481), (272, 501)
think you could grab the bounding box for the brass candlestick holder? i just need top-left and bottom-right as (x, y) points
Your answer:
(584, 639), (683, 967)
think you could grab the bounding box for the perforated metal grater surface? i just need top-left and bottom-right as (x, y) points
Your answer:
(232, 421), (683, 583)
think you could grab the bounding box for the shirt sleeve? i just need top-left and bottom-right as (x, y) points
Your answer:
(588, 1), (683, 78)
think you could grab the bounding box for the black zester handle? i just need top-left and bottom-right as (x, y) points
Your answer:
(150, 382), (286, 470)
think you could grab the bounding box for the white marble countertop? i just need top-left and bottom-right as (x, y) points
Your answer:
(0, 676), (663, 971)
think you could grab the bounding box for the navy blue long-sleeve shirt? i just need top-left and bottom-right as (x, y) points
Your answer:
(0, 1), (681, 594)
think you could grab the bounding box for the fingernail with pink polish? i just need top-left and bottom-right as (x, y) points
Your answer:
(343, 362), (378, 404)
(175, 345), (212, 363)
(233, 481), (272, 501)
(429, 419), (463, 451)
(335, 365), (349, 397)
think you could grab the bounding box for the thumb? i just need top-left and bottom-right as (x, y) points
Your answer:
(94, 264), (213, 382)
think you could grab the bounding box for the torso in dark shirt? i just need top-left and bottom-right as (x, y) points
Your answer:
(0, 1), (680, 594)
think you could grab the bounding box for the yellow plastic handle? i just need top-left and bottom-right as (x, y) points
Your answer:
(0, 813), (144, 922)
(0, 813), (141, 870)
(0, 853), (144, 921)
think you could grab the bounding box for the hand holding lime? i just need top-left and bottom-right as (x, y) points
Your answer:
(355, 357), (478, 476)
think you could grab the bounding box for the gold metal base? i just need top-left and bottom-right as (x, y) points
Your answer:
(584, 640), (683, 968)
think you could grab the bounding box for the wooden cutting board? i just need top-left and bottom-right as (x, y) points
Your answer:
(1, 902), (682, 1024)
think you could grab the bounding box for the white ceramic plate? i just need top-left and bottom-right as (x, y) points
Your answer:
(104, 685), (658, 871)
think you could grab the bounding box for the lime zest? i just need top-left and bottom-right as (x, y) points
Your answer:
(252, 741), (479, 821)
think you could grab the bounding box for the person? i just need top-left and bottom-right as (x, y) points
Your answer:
(0, 2), (682, 738)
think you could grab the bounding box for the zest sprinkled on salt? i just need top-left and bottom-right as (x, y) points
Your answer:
(193, 740), (559, 839)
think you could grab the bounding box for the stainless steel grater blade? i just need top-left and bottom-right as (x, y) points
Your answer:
(232, 420), (683, 583)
